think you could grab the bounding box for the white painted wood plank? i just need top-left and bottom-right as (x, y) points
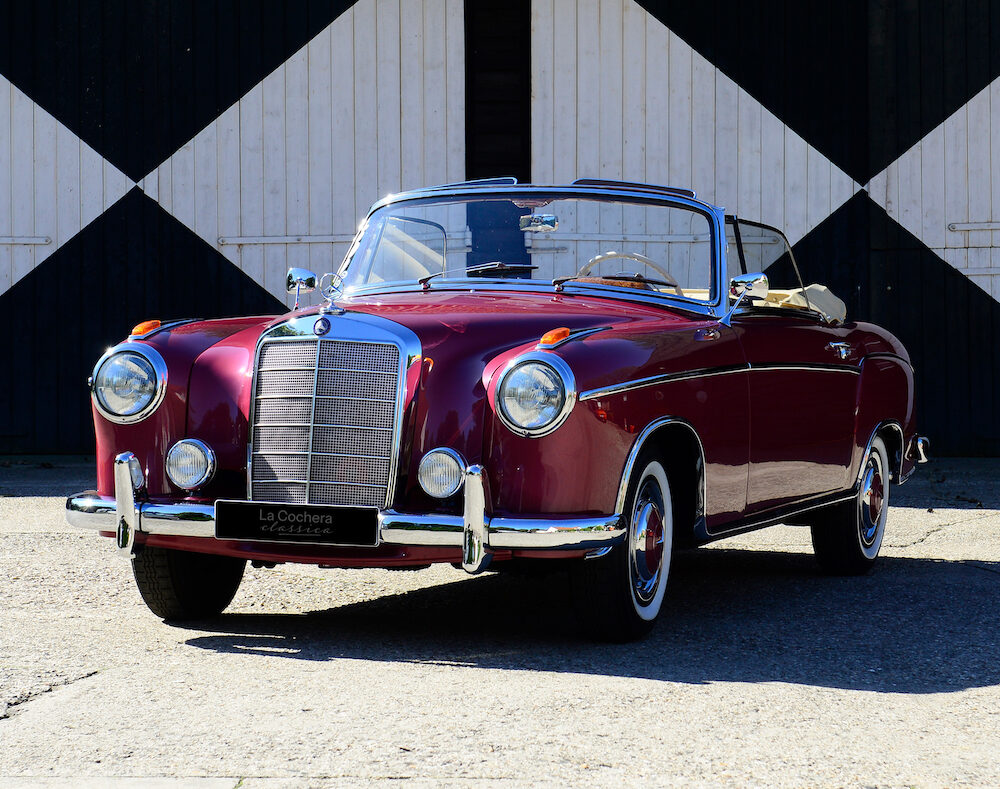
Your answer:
(400, 0), (423, 190)
(376, 0), (401, 196)
(782, 130), (807, 244)
(920, 124), (947, 250)
(421, 0), (447, 184)
(10, 86), (34, 284)
(552, 0), (578, 184)
(0, 81), (10, 294)
(714, 71), (738, 214)
(193, 122), (219, 259)
(943, 105), (968, 248)
(898, 144), (922, 242)
(331, 10), (356, 245)
(966, 88), (991, 248)
(444, 0), (464, 182)
(216, 105), (241, 265)
(805, 143), (831, 236)
(170, 140), (195, 230)
(141, 168), (158, 202)
(239, 83), (265, 285)
(55, 122), (81, 250)
(262, 65), (287, 299)
(623, 0), (645, 245)
(32, 104), (56, 265)
(354, 2), (378, 219)
(690, 50), (715, 203)
(309, 24), (333, 241)
(644, 16), (669, 187)
(599, 0), (623, 238)
(573, 1), (601, 274)
(737, 88), (762, 222)
(667, 32), (692, 190)
(759, 109), (784, 231)
(991, 80), (1000, 247)
(285, 47), (309, 236)
(531, 0), (554, 183)
(284, 46), (310, 302)
(599, 0), (623, 181)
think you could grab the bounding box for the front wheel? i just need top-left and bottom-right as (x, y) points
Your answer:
(132, 546), (246, 619)
(570, 455), (673, 641)
(810, 436), (890, 575)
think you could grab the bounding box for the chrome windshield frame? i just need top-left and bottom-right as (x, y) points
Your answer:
(336, 184), (728, 319)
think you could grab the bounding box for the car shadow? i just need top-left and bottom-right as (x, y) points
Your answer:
(180, 548), (1000, 694)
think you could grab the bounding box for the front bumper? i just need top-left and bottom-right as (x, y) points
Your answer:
(67, 453), (624, 574)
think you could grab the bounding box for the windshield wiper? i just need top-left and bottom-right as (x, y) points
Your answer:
(419, 261), (538, 290)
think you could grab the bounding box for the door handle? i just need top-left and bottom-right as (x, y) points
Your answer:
(826, 341), (852, 360)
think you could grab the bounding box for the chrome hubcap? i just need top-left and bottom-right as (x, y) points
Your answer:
(859, 453), (884, 547)
(630, 478), (665, 605)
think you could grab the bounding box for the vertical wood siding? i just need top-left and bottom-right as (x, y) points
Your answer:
(530, 0), (859, 252)
(869, 77), (1000, 302)
(0, 74), (133, 298)
(140, 0), (465, 308)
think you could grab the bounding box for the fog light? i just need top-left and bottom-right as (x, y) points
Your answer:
(165, 439), (216, 490)
(418, 448), (465, 499)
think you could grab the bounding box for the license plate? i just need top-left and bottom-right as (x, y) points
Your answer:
(215, 500), (378, 546)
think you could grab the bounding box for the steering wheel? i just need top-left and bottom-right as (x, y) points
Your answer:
(579, 251), (683, 295)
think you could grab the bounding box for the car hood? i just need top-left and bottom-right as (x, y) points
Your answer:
(132, 288), (709, 503)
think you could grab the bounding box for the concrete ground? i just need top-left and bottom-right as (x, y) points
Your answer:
(0, 456), (998, 787)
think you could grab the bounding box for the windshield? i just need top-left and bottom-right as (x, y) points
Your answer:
(338, 195), (716, 302)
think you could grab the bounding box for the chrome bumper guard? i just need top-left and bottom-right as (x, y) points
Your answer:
(66, 452), (625, 574)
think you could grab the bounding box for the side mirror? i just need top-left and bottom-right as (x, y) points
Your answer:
(286, 268), (317, 310)
(720, 272), (768, 327)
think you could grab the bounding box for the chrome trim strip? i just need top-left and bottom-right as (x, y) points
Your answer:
(615, 417), (706, 524)
(580, 364), (749, 401)
(749, 362), (861, 375)
(495, 351), (578, 438)
(860, 420), (905, 484)
(90, 342), (169, 425)
(700, 491), (856, 542)
(66, 493), (625, 550)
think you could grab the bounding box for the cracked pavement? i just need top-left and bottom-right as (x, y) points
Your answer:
(0, 457), (998, 787)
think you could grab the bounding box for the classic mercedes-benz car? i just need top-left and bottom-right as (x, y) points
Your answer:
(68, 178), (929, 640)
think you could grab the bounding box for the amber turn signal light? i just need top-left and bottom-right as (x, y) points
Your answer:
(131, 319), (161, 336)
(539, 327), (571, 346)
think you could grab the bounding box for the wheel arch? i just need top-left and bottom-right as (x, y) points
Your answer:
(864, 420), (904, 484)
(616, 417), (705, 548)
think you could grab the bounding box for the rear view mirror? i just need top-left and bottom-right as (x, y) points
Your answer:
(286, 268), (317, 310)
(720, 272), (768, 327)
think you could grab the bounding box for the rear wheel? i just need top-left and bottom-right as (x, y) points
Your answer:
(571, 453), (673, 641)
(811, 436), (890, 575)
(132, 546), (246, 620)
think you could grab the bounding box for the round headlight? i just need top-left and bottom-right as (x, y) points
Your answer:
(165, 439), (216, 490)
(418, 448), (465, 498)
(92, 345), (167, 424)
(497, 355), (575, 437)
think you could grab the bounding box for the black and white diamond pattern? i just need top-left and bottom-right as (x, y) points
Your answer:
(2, 0), (1000, 454)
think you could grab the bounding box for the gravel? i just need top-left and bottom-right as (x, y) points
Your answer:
(1, 456), (998, 787)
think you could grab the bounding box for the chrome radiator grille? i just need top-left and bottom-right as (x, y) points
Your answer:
(250, 338), (401, 508)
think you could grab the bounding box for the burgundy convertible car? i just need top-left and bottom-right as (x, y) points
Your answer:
(68, 178), (928, 640)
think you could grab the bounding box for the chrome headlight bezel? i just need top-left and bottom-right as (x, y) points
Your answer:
(90, 342), (168, 425)
(495, 352), (577, 438)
